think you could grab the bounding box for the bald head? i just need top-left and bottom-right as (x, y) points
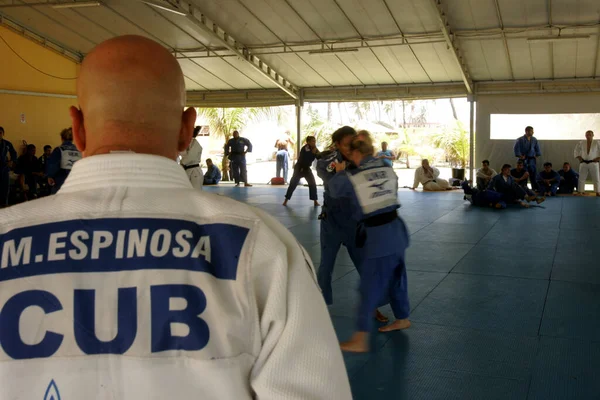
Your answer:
(70, 35), (196, 158)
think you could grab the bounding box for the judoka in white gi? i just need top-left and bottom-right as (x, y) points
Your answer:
(574, 130), (600, 196)
(179, 126), (204, 190)
(0, 35), (351, 400)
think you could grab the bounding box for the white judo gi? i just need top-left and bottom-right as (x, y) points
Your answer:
(179, 139), (204, 190)
(0, 154), (351, 400)
(574, 140), (600, 194)
(413, 166), (450, 191)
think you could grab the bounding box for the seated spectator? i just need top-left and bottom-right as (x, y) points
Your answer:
(462, 180), (505, 209)
(537, 162), (561, 196)
(411, 159), (451, 191)
(203, 158), (221, 185)
(511, 160), (537, 197)
(376, 141), (395, 168)
(39, 145), (52, 170)
(511, 160), (529, 187)
(38, 145), (53, 197)
(476, 159), (497, 190)
(558, 162), (579, 194)
(16, 144), (44, 200)
(488, 164), (543, 207)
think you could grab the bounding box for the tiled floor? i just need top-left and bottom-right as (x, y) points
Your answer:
(205, 184), (600, 400)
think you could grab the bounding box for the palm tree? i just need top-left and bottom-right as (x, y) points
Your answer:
(303, 105), (336, 147)
(431, 120), (469, 169)
(197, 107), (269, 181)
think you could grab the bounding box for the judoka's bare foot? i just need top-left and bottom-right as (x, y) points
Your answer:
(282, 199), (288, 206)
(314, 200), (320, 206)
(536, 197), (545, 204)
(375, 309), (389, 322)
(340, 332), (369, 353)
(379, 319), (411, 332)
(245, 183), (253, 187)
(596, 193), (600, 197)
(495, 203), (503, 209)
(519, 201), (529, 208)
(525, 195), (536, 202)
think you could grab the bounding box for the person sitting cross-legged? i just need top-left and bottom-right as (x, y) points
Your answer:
(558, 162), (579, 194)
(537, 162), (561, 197)
(203, 158), (221, 185)
(488, 164), (544, 208)
(476, 159), (497, 190)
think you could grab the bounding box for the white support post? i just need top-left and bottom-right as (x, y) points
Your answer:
(296, 89), (304, 157)
(468, 94), (475, 182)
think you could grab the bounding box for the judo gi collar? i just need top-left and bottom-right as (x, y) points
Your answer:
(59, 153), (192, 192)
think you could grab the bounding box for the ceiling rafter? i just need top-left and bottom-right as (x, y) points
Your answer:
(428, 0), (473, 94)
(493, 0), (514, 80)
(166, 0), (298, 99)
(0, 11), (82, 62)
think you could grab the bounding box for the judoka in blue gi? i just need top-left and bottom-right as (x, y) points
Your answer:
(0, 126), (18, 208)
(283, 135), (320, 207)
(488, 164), (544, 207)
(558, 162), (579, 194)
(510, 160), (536, 197)
(514, 126), (541, 191)
(47, 127), (82, 194)
(461, 180), (506, 209)
(327, 132), (410, 353)
(202, 158), (221, 185)
(316, 127), (387, 323)
(224, 130), (253, 187)
(537, 162), (561, 196)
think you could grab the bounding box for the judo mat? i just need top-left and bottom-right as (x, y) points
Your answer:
(205, 184), (600, 400)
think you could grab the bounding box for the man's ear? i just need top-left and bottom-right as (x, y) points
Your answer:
(178, 107), (197, 152)
(70, 106), (86, 153)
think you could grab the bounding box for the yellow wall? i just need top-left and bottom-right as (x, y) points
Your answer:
(0, 93), (74, 150)
(0, 25), (79, 147)
(0, 25), (79, 93)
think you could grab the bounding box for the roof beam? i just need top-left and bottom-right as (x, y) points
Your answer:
(493, 0), (514, 80)
(0, 12), (82, 63)
(428, 0), (473, 94)
(166, 0), (298, 99)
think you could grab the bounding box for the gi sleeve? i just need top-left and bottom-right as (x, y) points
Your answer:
(514, 138), (522, 157)
(490, 169), (498, 178)
(245, 138), (253, 153)
(487, 176), (496, 191)
(475, 168), (486, 179)
(534, 139), (541, 157)
(316, 151), (336, 183)
(328, 171), (353, 199)
(432, 167), (440, 179)
(413, 169), (420, 189)
(224, 140), (230, 156)
(46, 147), (61, 178)
(249, 208), (352, 400)
(574, 142), (582, 158)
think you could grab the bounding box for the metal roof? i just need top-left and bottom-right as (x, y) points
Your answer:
(1, 0), (599, 103)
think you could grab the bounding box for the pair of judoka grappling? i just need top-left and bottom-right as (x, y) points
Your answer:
(316, 127), (410, 353)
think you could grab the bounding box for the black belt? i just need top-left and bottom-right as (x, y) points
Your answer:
(363, 211), (398, 227)
(183, 164), (199, 170)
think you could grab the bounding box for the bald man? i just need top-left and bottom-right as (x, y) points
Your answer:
(0, 36), (351, 400)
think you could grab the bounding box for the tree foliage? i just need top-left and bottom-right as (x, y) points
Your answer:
(432, 120), (469, 168)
